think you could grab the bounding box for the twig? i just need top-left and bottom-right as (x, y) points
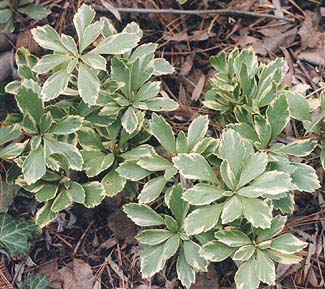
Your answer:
(95, 6), (295, 23)
(73, 220), (95, 256)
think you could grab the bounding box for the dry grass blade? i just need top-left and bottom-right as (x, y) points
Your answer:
(0, 260), (14, 289)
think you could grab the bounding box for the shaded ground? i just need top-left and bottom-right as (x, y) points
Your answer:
(0, 0), (324, 288)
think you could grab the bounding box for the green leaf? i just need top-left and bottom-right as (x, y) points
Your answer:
(218, 129), (253, 179)
(101, 17), (117, 37)
(0, 8), (12, 24)
(83, 182), (105, 208)
(0, 124), (21, 145)
(123, 203), (165, 226)
(18, 3), (50, 20)
(266, 249), (302, 265)
(177, 247), (195, 288)
(137, 154), (172, 171)
(91, 32), (141, 54)
(0, 213), (36, 253)
(256, 250), (275, 285)
(221, 195), (243, 223)
(176, 131), (188, 154)
(82, 151), (114, 177)
(33, 54), (71, 74)
(254, 115), (271, 148)
(215, 230), (252, 247)
(61, 34), (78, 55)
(16, 86), (43, 122)
(273, 139), (317, 157)
(233, 245), (255, 261)
(41, 69), (69, 101)
(139, 98), (178, 112)
(102, 171), (126, 197)
(120, 144), (155, 161)
(39, 111), (53, 133)
(237, 152), (268, 188)
(200, 240), (236, 262)
(135, 81), (160, 101)
(140, 243), (166, 277)
(136, 229), (174, 245)
(111, 57), (131, 95)
(79, 20), (103, 52)
(51, 189), (72, 212)
(44, 138), (83, 171)
(130, 57), (154, 91)
(26, 273), (51, 289)
(23, 113), (38, 134)
(116, 161), (151, 181)
(187, 115), (209, 152)
(81, 53), (106, 70)
(35, 201), (58, 227)
(241, 197), (272, 229)
(0, 143), (25, 159)
(163, 234), (180, 259)
(185, 204), (223, 235)
(164, 215), (178, 233)
(168, 184), (189, 225)
(150, 113), (176, 155)
(270, 233), (307, 254)
(183, 240), (208, 271)
(69, 181), (86, 203)
(76, 126), (104, 151)
(78, 63), (100, 105)
(73, 4), (95, 45)
(227, 123), (259, 143)
(266, 95), (290, 139)
(23, 147), (46, 185)
(31, 25), (67, 53)
(122, 106), (138, 134)
(153, 58), (175, 75)
(35, 184), (58, 202)
(237, 171), (295, 198)
(285, 91), (311, 121)
(235, 258), (260, 289)
(290, 163), (320, 193)
(48, 116), (82, 135)
(257, 215), (287, 243)
(182, 183), (223, 205)
(138, 176), (167, 203)
(173, 153), (217, 183)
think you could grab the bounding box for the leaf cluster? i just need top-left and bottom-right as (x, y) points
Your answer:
(0, 5), (321, 289)
(0, 0), (50, 33)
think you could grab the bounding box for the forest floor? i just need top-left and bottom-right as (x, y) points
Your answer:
(0, 0), (324, 288)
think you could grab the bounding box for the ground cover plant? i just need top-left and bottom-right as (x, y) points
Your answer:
(0, 1), (324, 288)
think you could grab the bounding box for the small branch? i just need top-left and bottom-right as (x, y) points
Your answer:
(95, 6), (295, 23)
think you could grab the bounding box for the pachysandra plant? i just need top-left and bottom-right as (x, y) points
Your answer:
(1, 4), (177, 228)
(303, 83), (325, 169)
(201, 216), (307, 289)
(0, 0), (50, 33)
(204, 48), (316, 128)
(124, 184), (208, 288)
(0, 4), (320, 288)
(117, 113), (217, 203)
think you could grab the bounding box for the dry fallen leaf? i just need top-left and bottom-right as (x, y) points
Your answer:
(0, 50), (14, 82)
(38, 260), (63, 289)
(192, 74), (206, 101)
(59, 259), (95, 289)
(16, 29), (40, 54)
(253, 27), (298, 56)
(298, 49), (325, 66)
(191, 266), (219, 289)
(298, 11), (322, 50)
(108, 209), (137, 244)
